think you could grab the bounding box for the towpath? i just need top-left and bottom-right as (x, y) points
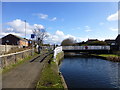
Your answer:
(2, 51), (50, 88)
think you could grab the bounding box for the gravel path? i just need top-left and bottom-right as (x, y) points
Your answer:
(2, 52), (49, 88)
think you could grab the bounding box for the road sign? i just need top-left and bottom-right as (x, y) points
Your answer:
(31, 34), (35, 38)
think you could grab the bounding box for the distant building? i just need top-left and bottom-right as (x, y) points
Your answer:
(116, 35), (120, 50)
(86, 39), (99, 43)
(116, 35), (120, 45)
(2, 34), (28, 47)
(105, 39), (116, 45)
(75, 41), (86, 46)
(0, 38), (2, 45)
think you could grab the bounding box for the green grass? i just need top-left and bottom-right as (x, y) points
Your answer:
(36, 55), (64, 89)
(2, 53), (38, 73)
(56, 52), (64, 64)
(98, 54), (119, 57)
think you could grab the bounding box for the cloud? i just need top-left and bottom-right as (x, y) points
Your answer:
(109, 27), (118, 31)
(1, 19), (45, 38)
(85, 29), (92, 32)
(44, 30), (89, 45)
(34, 24), (45, 29)
(36, 13), (48, 20)
(85, 26), (92, 32)
(34, 13), (57, 21)
(107, 11), (120, 21)
(0, 32), (22, 37)
(50, 17), (57, 21)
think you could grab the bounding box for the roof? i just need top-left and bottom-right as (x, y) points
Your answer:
(105, 39), (116, 42)
(116, 35), (120, 43)
(2, 34), (28, 41)
(87, 39), (99, 41)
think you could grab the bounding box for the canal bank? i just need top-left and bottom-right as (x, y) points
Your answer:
(54, 51), (68, 89)
(90, 54), (120, 62)
(36, 50), (67, 89)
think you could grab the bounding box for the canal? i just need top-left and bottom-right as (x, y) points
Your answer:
(59, 55), (120, 88)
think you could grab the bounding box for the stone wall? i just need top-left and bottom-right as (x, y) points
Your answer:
(0, 49), (33, 68)
(0, 45), (19, 55)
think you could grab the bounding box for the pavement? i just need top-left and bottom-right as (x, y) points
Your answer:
(2, 51), (50, 89)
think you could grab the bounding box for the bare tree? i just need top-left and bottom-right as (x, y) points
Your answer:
(33, 25), (48, 45)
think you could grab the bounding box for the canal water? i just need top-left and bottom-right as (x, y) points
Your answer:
(59, 55), (120, 88)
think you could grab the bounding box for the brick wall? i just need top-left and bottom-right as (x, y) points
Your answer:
(19, 40), (28, 47)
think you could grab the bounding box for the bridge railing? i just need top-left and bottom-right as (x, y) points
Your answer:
(62, 46), (110, 50)
(54, 46), (62, 60)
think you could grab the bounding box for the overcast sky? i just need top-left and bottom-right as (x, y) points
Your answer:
(1, 2), (119, 44)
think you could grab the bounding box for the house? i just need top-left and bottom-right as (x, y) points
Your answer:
(116, 35), (120, 46)
(75, 41), (86, 46)
(86, 39), (99, 43)
(105, 39), (116, 45)
(2, 34), (28, 47)
(116, 35), (120, 50)
(0, 38), (1, 44)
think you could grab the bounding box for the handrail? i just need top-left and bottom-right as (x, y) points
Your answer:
(62, 46), (110, 50)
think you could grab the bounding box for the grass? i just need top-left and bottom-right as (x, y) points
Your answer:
(92, 54), (120, 62)
(98, 54), (119, 57)
(2, 52), (38, 73)
(36, 54), (64, 89)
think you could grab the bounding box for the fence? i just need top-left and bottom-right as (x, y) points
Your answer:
(54, 46), (63, 60)
(0, 45), (19, 55)
(0, 49), (33, 68)
(42, 46), (54, 50)
(62, 46), (110, 50)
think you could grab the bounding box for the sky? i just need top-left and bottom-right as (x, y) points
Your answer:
(1, 2), (119, 44)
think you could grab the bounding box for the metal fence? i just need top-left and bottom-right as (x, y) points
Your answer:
(62, 46), (110, 50)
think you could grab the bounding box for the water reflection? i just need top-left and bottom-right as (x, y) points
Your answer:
(59, 56), (120, 88)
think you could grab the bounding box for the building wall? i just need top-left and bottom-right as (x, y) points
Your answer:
(2, 34), (20, 45)
(116, 35), (120, 46)
(19, 40), (28, 47)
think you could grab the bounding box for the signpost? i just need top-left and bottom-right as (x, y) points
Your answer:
(31, 34), (35, 55)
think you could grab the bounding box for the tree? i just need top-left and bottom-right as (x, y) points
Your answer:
(33, 25), (48, 45)
(87, 41), (107, 46)
(61, 38), (76, 46)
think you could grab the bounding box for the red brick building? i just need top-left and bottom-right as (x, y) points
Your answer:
(2, 34), (28, 47)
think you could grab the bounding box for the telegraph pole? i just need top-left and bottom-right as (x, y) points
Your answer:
(24, 20), (26, 39)
(24, 20), (26, 47)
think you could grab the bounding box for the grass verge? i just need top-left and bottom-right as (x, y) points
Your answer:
(92, 54), (120, 62)
(36, 54), (64, 89)
(2, 53), (39, 73)
(98, 54), (119, 57)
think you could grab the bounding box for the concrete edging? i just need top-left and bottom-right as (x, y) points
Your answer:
(54, 51), (68, 89)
